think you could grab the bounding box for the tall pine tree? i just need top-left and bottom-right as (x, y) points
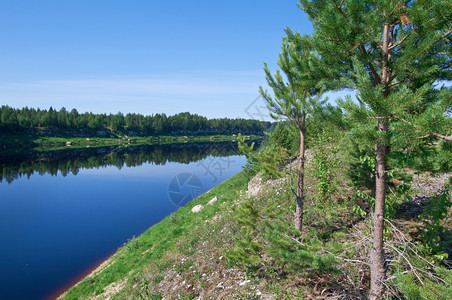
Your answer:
(288, 0), (451, 298)
(260, 38), (326, 232)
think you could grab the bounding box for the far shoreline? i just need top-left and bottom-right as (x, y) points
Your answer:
(0, 132), (261, 153)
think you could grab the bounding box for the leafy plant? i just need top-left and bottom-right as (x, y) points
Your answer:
(312, 133), (339, 203)
(420, 189), (451, 257)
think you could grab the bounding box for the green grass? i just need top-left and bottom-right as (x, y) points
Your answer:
(0, 133), (261, 151)
(59, 150), (452, 299)
(61, 171), (251, 299)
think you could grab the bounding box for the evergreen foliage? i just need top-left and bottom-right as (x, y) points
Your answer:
(393, 267), (452, 300)
(287, 1), (451, 297)
(238, 133), (289, 180)
(0, 106), (271, 135)
(267, 122), (300, 156)
(226, 197), (262, 267)
(264, 217), (339, 275)
(260, 35), (328, 232)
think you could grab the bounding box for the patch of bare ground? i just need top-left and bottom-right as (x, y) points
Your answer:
(137, 205), (271, 299)
(91, 279), (126, 300)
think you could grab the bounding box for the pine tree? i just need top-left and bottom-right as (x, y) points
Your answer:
(290, 1), (451, 298)
(260, 38), (326, 232)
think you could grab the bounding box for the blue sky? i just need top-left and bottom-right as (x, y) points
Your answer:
(0, 0), (316, 119)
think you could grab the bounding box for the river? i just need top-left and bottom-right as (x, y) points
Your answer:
(0, 142), (247, 300)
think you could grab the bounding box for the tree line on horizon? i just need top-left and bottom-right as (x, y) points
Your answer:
(0, 106), (272, 135)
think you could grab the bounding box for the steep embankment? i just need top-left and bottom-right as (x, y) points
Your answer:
(59, 171), (254, 299)
(59, 165), (451, 299)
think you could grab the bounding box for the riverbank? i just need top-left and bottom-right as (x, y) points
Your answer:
(56, 158), (451, 299)
(0, 133), (260, 153)
(46, 253), (115, 300)
(57, 170), (253, 299)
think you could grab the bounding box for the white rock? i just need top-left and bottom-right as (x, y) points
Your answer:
(256, 291), (262, 296)
(239, 279), (251, 286)
(217, 282), (224, 290)
(207, 196), (218, 205)
(191, 204), (203, 213)
(246, 172), (263, 197)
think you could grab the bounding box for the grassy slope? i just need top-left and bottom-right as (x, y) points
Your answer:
(60, 163), (452, 299)
(61, 171), (252, 299)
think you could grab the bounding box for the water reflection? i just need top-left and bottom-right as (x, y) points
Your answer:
(0, 141), (252, 183)
(0, 141), (254, 300)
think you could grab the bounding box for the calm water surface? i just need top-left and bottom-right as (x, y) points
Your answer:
(0, 143), (246, 299)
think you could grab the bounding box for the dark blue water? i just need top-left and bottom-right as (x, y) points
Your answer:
(0, 145), (246, 300)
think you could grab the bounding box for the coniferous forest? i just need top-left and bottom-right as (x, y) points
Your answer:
(0, 105), (271, 135)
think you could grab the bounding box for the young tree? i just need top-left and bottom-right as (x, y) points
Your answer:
(260, 38), (325, 232)
(291, 1), (451, 298)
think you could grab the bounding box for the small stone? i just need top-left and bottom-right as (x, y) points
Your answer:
(217, 282), (224, 290)
(239, 279), (251, 286)
(191, 204), (203, 213)
(256, 291), (262, 296)
(207, 196), (218, 205)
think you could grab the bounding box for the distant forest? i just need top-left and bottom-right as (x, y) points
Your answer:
(0, 106), (272, 135)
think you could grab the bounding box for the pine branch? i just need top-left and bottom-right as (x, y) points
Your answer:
(374, 39), (383, 50)
(387, 80), (405, 88)
(390, 112), (452, 141)
(330, 0), (349, 22)
(411, 133), (452, 142)
(388, 34), (409, 51)
(366, 116), (387, 120)
(360, 44), (381, 85)
(437, 29), (452, 43)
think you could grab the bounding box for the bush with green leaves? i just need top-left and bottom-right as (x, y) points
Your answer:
(312, 132), (339, 203)
(420, 189), (451, 259)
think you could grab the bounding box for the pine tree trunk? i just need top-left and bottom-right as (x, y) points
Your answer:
(369, 21), (393, 299)
(370, 123), (388, 300)
(294, 116), (306, 232)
